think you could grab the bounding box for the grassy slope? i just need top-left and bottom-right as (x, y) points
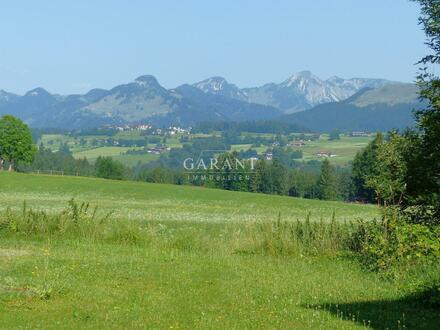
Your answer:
(0, 172), (378, 223)
(299, 135), (373, 165)
(229, 135), (372, 166)
(73, 146), (142, 161)
(1, 173), (437, 329)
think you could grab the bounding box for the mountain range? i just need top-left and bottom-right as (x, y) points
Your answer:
(0, 72), (423, 131)
(285, 83), (423, 132)
(194, 71), (391, 113)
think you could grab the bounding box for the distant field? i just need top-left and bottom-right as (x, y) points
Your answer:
(72, 147), (144, 162)
(40, 132), (373, 168)
(300, 135), (373, 165)
(72, 146), (161, 166)
(230, 144), (254, 152)
(0, 172), (378, 223)
(40, 133), (173, 166)
(227, 134), (373, 165)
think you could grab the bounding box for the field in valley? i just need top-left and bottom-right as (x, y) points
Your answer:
(299, 135), (373, 165)
(39, 132), (373, 168)
(0, 173), (437, 329)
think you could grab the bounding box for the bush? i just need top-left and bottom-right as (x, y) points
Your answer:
(413, 278), (440, 308)
(353, 208), (440, 272)
(95, 157), (127, 180)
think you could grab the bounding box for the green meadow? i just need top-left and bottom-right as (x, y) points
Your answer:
(300, 135), (373, 165)
(0, 173), (438, 329)
(0, 173), (377, 223)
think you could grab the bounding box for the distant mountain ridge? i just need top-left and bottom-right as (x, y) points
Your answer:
(194, 71), (392, 113)
(284, 83), (423, 132)
(0, 75), (282, 128)
(0, 72), (417, 130)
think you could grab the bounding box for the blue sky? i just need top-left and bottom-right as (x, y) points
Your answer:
(0, 0), (427, 94)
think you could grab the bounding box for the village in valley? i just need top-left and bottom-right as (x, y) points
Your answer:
(36, 122), (375, 169)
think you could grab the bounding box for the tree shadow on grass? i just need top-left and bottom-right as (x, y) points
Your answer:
(308, 294), (439, 329)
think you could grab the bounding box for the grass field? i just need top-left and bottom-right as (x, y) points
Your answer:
(0, 173), (378, 223)
(72, 147), (144, 162)
(300, 135), (373, 165)
(72, 146), (161, 166)
(0, 173), (437, 329)
(227, 135), (373, 166)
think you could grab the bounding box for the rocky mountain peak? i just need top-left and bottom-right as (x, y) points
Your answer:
(194, 76), (228, 92)
(193, 76), (248, 101)
(135, 75), (160, 87)
(24, 88), (53, 99)
(282, 71), (323, 89)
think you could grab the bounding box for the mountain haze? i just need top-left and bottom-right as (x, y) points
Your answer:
(0, 72), (417, 130)
(0, 75), (281, 128)
(193, 71), (392, 113)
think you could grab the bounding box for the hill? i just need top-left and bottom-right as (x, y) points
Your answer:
(284, 83), (424, 132)
(1, 173), (438, 329)
(0, 172), (377, 222)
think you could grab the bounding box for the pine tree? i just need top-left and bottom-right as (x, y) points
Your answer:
(317, 159), (337, 200)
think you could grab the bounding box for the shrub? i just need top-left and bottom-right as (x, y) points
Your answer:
(413, 278), (440, 308)
(353, 208), (440, 272)
(95, 156), (126, 180)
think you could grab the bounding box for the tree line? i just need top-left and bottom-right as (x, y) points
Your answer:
(0, 111), (354, 203)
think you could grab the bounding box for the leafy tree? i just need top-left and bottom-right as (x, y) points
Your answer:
(366, 132), (408, 206)
(351, 133), (384, 202)
(317, 159), (337, 200)
(328, 129), (341, 141)
(95, 157), (126, 180)
(354, 2), (440, 272)
(0, 115), (36, 171)
(404, 0), (440, 219)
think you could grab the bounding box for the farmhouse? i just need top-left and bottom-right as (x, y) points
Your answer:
(350, 131), (371, 137)
(145, 146), (170, 154)
(293, 141), (306, 147)
(316, 151), (337, 158)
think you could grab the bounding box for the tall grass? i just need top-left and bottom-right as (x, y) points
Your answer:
(0, 200), (112, 239)
(0, 200), (359, 257)
(235, 212), (356, 257)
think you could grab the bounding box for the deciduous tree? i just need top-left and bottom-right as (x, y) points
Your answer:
(0, 115), (36, 171)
